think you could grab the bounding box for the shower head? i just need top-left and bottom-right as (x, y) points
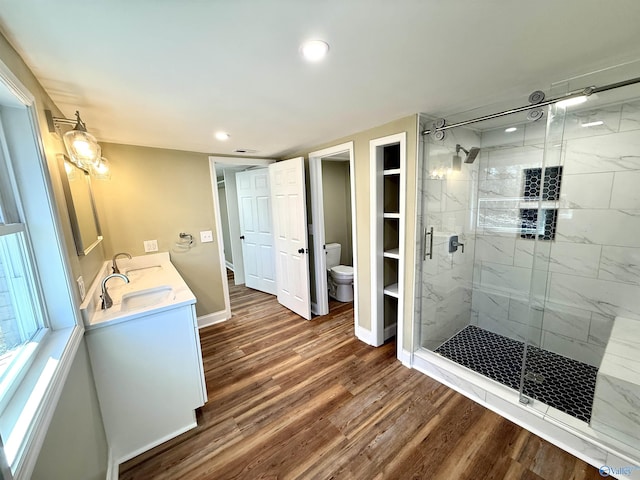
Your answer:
(456, 144), (481, 164)
(465, 147), (481, 163)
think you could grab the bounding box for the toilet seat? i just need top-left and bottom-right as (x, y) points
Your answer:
(330, 265), (353, 280)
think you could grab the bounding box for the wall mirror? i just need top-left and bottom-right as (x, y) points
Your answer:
(58, 154), (103, 255)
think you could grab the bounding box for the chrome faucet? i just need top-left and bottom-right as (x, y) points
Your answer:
(112, 252), (132, 274)
(101, 273), (130, 309)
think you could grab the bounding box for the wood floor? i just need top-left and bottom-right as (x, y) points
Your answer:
(120, 271), (602, 479)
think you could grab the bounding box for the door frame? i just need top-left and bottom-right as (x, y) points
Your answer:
(308, 142), (358, 321)
(209, 156), (275, 320)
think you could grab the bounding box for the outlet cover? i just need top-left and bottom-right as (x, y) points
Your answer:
(144, 239), (158, 252)
(200, 230), (214, 243)
(76, 276), (86, 301)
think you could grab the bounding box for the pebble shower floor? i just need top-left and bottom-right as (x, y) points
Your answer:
(435, 325), (598, 423)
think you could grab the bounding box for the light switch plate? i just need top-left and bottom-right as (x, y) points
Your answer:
(200, 230), (213, 243)
(144, 239), (158, 252)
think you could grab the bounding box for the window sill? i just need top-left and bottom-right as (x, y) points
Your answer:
(0, 324), (84, 480)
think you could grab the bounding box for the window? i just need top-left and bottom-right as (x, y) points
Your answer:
(0, 62), (84, 480)
(0, 231), (48, 412)
(0, 135), (49, 414)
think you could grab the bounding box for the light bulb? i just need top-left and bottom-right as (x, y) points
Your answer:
(300, 40), (329, 62)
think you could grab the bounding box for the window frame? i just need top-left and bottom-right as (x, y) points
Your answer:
(0, 59), (84, 480)
(0, 223), (50, 415)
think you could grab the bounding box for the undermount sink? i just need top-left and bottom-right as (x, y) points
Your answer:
(121, 285), (174, 311)
(80, 253), (195, 328)
(124, 265), (162, 280)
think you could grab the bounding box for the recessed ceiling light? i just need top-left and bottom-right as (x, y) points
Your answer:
(581, 120), (604, 128)
(504, 127), (517, 133)
(215, 131), (230, 141)
(300, 40), (329, 62)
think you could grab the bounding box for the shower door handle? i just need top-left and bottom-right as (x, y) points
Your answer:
(423, 227), (433, 261)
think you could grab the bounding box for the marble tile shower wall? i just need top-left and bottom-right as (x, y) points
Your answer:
(417, 125), (479, 350)
(471, 99), (640, 367)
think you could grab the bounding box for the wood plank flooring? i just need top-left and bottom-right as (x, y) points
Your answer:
(120, 271), (602, 479)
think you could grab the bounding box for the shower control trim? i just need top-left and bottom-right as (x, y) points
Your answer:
(449, 235), (464, 254)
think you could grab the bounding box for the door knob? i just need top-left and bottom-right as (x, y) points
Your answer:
(240, 235), (245, 240)
(298, 248), (305, 254)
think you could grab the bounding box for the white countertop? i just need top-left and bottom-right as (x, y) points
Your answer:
(81, 252), (196, 330)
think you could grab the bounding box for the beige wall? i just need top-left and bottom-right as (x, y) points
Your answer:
(322, 161), (352, 265)
(0, 33), (108, 478)
(95, 142), (225, 317)
(289, 115), (418, 352)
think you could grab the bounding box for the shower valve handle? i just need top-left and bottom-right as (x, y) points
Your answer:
(449, 235), (465, 254)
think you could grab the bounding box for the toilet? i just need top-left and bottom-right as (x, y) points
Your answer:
(325, 243), (354, 302)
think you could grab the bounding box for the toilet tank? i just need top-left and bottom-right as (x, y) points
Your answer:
(325, 243), (341, 269)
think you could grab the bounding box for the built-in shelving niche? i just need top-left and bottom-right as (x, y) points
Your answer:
(519, 166), (562, 241)
(371, 134), (405, 347)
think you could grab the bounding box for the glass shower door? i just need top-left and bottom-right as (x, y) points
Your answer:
(417, 105), (554, 398)
(521, 67), (640, 432)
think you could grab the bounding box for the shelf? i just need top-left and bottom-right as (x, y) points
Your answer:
(383, 168), (401, 176)
(383, 248), (400, 259)
(517, 200), (560, 209)
(383, 212), (400, 219)
(383, 283), (399, 298)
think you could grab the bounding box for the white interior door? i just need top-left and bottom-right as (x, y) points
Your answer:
(269, 157), (311, 320)
(236, 169), (277, 295)
(223, 170), (244, 285)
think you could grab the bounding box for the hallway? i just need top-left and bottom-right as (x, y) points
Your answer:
(119, 273), (601, 479)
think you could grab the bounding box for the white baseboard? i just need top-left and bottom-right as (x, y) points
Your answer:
(384, 323), (397, 341)
(398, 348), (412, 367)
(106, 448), (118, 480)
(355, 324), (374, 345)
(197, 309), (230, 328)
(117, 421), (197, 465)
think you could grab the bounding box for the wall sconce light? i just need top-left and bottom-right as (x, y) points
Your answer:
(45, 109), (101, 169)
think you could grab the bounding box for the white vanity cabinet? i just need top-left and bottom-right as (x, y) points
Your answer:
(86, 303), (207, 463)
(82, 253), (207, 464)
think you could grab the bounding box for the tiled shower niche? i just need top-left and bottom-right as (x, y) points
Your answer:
(523, 166), (563, 201)
(519, 166), (562, 240)
(520, 208), (558, 240)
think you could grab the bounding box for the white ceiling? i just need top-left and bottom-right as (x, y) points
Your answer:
(1, 1), (640, 158)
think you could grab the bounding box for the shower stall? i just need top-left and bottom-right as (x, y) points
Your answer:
(413, 62), (640, 469)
